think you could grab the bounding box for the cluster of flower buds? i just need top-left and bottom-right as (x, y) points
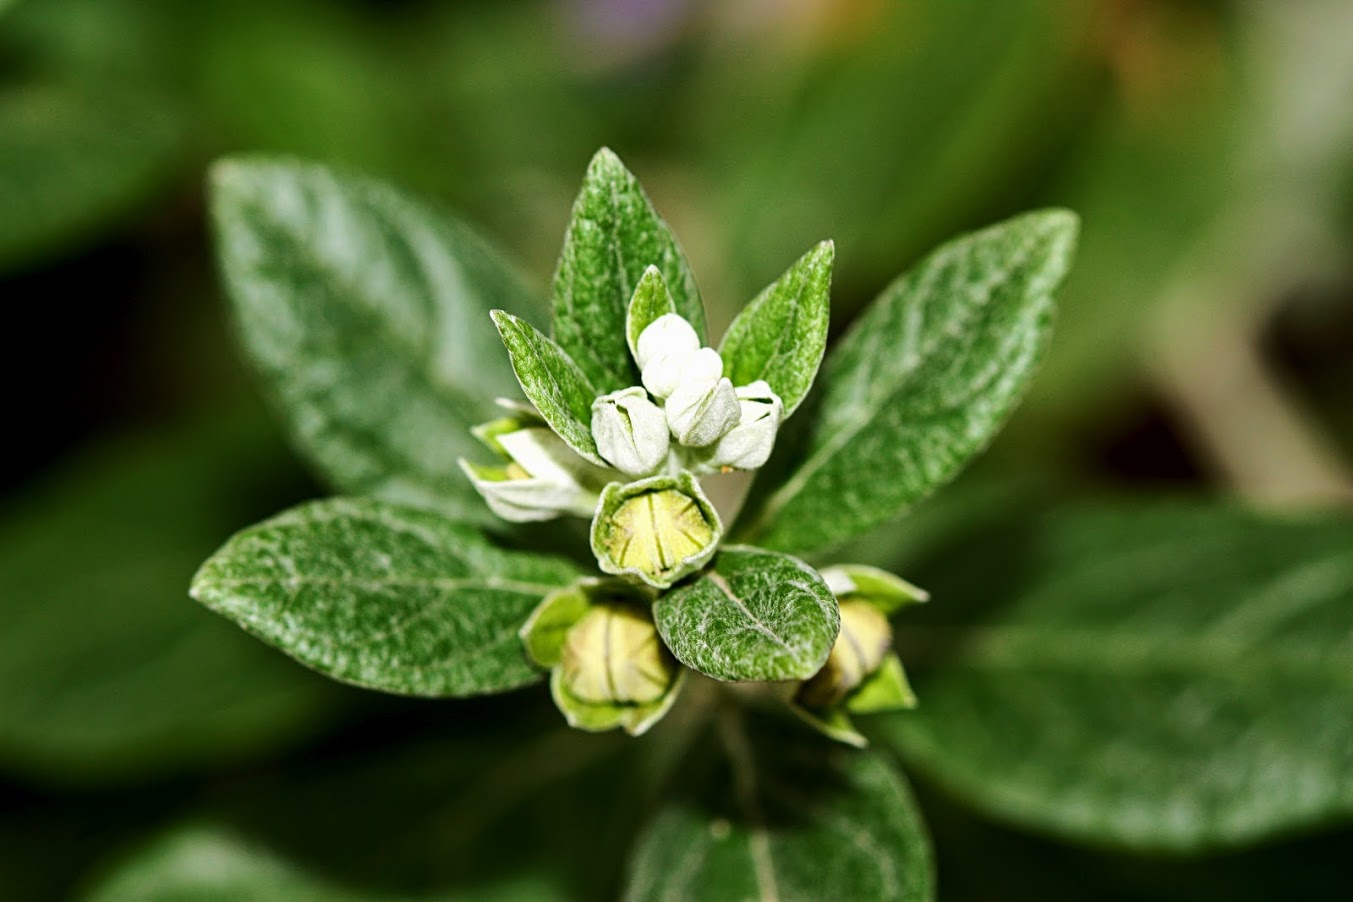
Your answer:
(592, 312), (784, 477)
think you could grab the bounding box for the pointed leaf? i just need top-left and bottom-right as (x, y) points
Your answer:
(552, 148), (705, 392)
(211, 157), (538, 523)
(626, 266), (678, 361)
(737, 210), (1077, 554)
(624, 721), (933, 901)
(191, 498), (581, 697)
(880, 503), (1353, 851)
(719, 240), (834, 416)
(654, 547), (839, 681)
(491, 310), (605, 466)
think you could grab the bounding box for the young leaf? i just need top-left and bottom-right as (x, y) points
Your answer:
(191, 497), (581, 698)
(654, 546), (839, 681)
(879, 503), (1353, 851)
(211, 157), (539, 524)
(552, 148), (705, 392)
(737, 210), (1078, 555)
(719, 240), (834, 416)
(626, 266), (678, 361)
(624, 718), (934, 901)
(490, 310), (606, 465)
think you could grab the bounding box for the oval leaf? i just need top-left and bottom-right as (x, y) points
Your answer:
(624, 721), (934, 901)
(654, 546), (838, 681)
(879, 503), (1353, 851)
(738, 210), (1077, 554)
(490, 310), (605, 465)
(719, 239), (834, 416)
(191, 498), (581, 697)
(552, 148), (705, 393)
(210, 157), (539, 523)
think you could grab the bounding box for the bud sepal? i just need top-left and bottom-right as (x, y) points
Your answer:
(590, 472), (722, 589)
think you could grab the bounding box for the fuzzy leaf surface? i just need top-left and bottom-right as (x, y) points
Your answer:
(211, 157), (537, 523)
(552, 148), (704, 392)
(625, 723), (933, 901)
(191, 498), (580, 697)
(719, 240), (833, 416)
(881, 503), (1353, 851)
(490, 310), (604, 465)
(654, 547), (838, 681)
(739, 210), (1077, 554)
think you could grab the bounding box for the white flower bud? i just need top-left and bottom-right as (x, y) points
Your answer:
(634, 313), (700, 370)
(459, 426), (603, 522)
(701, 380), (783, 470)
(665, 377), (740, 447)
(592, 387), (670, 476)
(642, 346), (722, 400)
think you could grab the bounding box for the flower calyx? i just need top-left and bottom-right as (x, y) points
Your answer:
(590, 471), (721, 589)
(520, 579), (684, 736)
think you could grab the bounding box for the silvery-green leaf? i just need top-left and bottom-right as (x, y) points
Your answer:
(491, 310), (606, 466)
(719, 240), (834, 417)
(211, 158), (536, 523)
(880, 503), (1353, 851)
(737, 210), (1078, 555)
(654, 546), (839, 682)
(191, 497), (581, 697)
(624, 721), (933, 901)
(553, 148), (705, 392)
(626, 266), (678, 363)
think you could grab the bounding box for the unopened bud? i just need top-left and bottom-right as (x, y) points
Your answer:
(635, 313), (700, 371)
(796, 600), (892, 709)
(591, 472), (721, 588)
(665, 377), (740, 447)
(642, 346), (722, 400)
(558, 602), (675, 705)
(592, 387), (670, 476)
(701, 380), (783, 470)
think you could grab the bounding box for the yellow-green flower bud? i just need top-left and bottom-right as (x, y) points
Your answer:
(591, 472), (721, 589)
(796, 599), (893, 709)
(558, 602), (675, 705)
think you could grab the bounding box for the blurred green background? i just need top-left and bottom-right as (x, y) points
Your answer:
(2, 0), (1352, 898)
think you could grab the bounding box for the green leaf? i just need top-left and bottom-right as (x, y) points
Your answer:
(879, 503), (1353, 851)
(654, 546), (838, 681)
(0, 417), (339, 783)
(490, 309), (605, 465)
(85, 826), (368, 902)
(0, 79), (184, 272)
(719, 240), (833, 416)
(552, 148), (705, 393)
(848, 654), (917, 714)
(191, 497), (581, 698)
(624, 718), (934, 901)
(625, 266), (677, 361)
(210, 157), (539, 524)
(737, 210), (1078, 555)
